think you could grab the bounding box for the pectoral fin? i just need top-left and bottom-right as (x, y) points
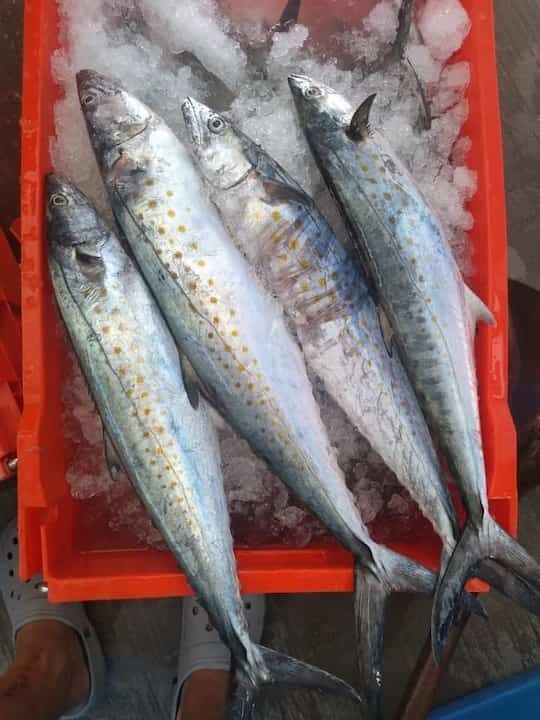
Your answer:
(377, 306), (394, 356)
(103, 428), (124, 481)
(179, 350), (222, 413)
(464, 285), (496, 329)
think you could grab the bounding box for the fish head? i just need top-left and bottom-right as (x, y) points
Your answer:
(47, 173), (107, 286)
(288, 74), (352, 132)
(77, 69), (151, 173)
(182, 97), (251, 190)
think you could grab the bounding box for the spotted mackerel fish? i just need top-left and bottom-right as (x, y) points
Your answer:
(77, 69), (436, 716)
(180, 97), (482, 716)
(288, 73), (540, 664)
(47, 173), (361, 718)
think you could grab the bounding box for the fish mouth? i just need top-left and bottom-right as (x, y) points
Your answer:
(182, 97), (205, 147)
(287, 73), (312, 95)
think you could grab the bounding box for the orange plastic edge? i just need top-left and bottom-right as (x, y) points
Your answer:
(18, 0), (516, 601)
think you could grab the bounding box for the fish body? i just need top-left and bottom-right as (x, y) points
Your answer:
(78, 71), (435, 718)
(181, 97), (458, 563)
(47, 173), (361, 714)
(289, 73), (540, 661)
(47, 173), (255, 670)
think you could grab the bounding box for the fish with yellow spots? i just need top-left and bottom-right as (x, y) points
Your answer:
(47, 173), (361, 717)
(289, 73), (540, 667)
(78, 71), (441, 719)
(181, 96), (499, 716)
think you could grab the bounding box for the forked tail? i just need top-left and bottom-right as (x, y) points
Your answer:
(432, 513), (540, 665)
(354, 547), (436, 719)
(226, 644), (363, 719)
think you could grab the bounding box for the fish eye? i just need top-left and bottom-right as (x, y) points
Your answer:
(304, 86), (322, 99)
(208, 116), (226, 134)
(82, 92), (97, 106)
(50, 193), (68, 207)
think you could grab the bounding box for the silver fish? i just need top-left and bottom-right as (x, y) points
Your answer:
(289, 73), (540, 662)
(180, 98), (485, 713)
(47, 173), (361, 718)
(181, 98), (459, 566)
(77, 69), (436, 718)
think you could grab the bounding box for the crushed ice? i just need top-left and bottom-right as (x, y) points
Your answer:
(53, 0), (473, 547)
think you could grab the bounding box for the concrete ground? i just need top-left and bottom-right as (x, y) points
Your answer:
(2, 1), (540, 718)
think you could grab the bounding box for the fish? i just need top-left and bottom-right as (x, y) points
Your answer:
(288, 73), (540, 663)
(47, 173), (363, 719)
(77, 69), (436, 718)
(181, 97), (460, 573)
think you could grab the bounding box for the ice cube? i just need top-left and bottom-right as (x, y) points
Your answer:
(418, 0), (471, 64)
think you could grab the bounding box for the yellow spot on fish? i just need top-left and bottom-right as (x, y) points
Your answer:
(174, 251), (183, 260)
(141, 391), (148, 398)
(301, 283), (309, 293)
(426, 297), (432, 304)
(252, 210), (262, 222)
(114, 346), (122, 354)
(247, 383), (254, 391)
(383, 192), (391, 201)
(368, 178), (377, 185)
(137, 213), (144, 220)
(242, 345), (248, 353)
(102, 325), (111, 334)
(260, 399), (266, 406)
(99, 289), (107, 298)
(208, 332), (214, 339)
(237, 364), (246, 372)
(166, 190), (174, 197)
(178, 225), (186, 233)
(319, 278), (327, 288)
(145, 179), (154, 186)
(418, 275), (425, 283)
(133, 191), (140, 199)
(271, 210), (282, 222)
(223, 363), (230, 369)
(407, 237), (414, 245)
(148, 200), (157, 209)
(143, 408), (151, 416)
(118, 368), (126, 376)
(224, 345), (232, 353)
(171, 272), (179, 280)
(190, 242), (198, 251)
(277, 254), (287, 262)
(300, 259), (310, 270)
(208, 279), (214, 287)
(189, 282), (197, 291)
(431, 314), (438, 322)
(156, 448), (163, 456)
(126, 389), (133, 398)
(229, 309), (236, 317)
(197, 260), (205, 268)
(167, 209), (176, 218)
(213, 316), (219, 324)
(231, 330), (239, 338)
(143, 431), (150, 438)
(210, 297), (218, 304)
(158, 227), (166, 235)
(361, 165), (369, 172)
(290, 239), (299, 250)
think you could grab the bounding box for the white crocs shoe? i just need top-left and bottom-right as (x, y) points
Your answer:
(0, 518), (106, 719)
(172, 594), (265, 720)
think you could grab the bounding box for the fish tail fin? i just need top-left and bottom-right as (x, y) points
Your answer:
(226, 645), (363, 719)
(354, 549), (436, 719)
(432, 515), (540, 665)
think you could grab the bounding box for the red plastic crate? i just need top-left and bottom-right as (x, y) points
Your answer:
(18, 0), (516, 601)
(0, 227), (21, 480)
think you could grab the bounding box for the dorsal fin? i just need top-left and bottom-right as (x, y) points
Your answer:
(348, 94), (376, 142)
